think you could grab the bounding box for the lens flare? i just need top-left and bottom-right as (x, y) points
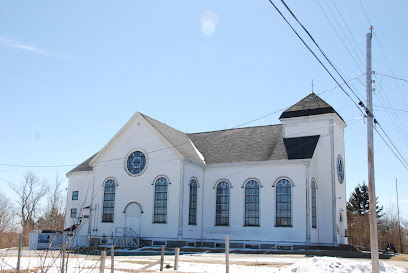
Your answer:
(200, 10), (218, 37)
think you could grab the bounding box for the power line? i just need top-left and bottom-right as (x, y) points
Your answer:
(375, 120), (408, 167)
(316, 73), (365, 96)
(321, 0), (365, 71)
(373, 105), (408, 114)
(3, 1), (368, 170)
(373, 33), (408, 106)
(315, 0), (363, 72)
(373, 75), (408, 146)
(267, 0), (365, 117)
(357, 1), (408, 150)
(277, 0), (366, 109)
(0, 163), (77, 168)
(0, 115), (364, 175)
(359, 0), (408, 105)
(0, 106), (292, 169)
(269, 0), (408, 173)
(330, 0), (365, 61)
(70, 116), (365, 174)
(373, 126), (408, 171)
(377, 73), (408, 84)
(359, 0), (372, 26)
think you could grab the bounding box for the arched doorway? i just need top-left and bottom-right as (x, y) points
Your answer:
(124, 202), (142, 236)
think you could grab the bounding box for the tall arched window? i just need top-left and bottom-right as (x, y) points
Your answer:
(276, 179), (292, 227)
(188, 179), (198, 225)
(154, 177), (168, 223)
(102, 179), (116, 222)
(216, 181), (230, 226)
(311, 179), (317, 228)
(245, 180), (259, 226)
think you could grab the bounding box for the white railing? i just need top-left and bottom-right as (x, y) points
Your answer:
(114, 227), (141, 248)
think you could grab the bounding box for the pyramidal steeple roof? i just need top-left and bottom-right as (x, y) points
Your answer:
(279, 93), (342, 120)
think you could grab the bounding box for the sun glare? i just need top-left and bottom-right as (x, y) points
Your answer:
(200, 10), (218, 37)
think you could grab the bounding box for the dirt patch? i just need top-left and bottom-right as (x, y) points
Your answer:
(119, 260), (157, 265)
(175, 259), (290, 268)
(388, 254), (408, 262)
(2, 267), (40, 273)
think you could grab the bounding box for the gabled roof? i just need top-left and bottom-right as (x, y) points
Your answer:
(67, 113), (204, 175)
(188, 126), (320, 164)
(188, 125), (287, 164)
(279, 93), (342, 120)
(140, 113), (204, 163)
(68, 153), (96, 173)
(69, 94), (338, 174)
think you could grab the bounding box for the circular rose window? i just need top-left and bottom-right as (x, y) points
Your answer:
(125, 150), (146, 176)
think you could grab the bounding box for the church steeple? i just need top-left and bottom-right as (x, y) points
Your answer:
(279, 93), (343, 121)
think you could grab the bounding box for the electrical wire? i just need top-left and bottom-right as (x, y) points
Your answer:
(373, 105), (408, 114)
(267, 0), (365, 117)
(376, 73), (408, 84)
(359, 0), (408, 106)
(373, 126), (408, 171)
(322, 0), (365, 71)
(330, 0), (365, 61)
(359, 0), (372, 26)
(276, 0), (366, 111)
(316, 73), (365, 96)
(375, 120), (408, 167)
(374, 86), (408, 146)
(269, 0), (408, 172)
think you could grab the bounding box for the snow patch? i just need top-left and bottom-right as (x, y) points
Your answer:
(278, 257), (407, 273)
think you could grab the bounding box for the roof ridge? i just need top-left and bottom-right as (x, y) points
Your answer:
(187, 124), (282, 135)
(139, 113), (185, 134)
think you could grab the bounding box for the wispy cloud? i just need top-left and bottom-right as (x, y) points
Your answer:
(0, 35), (71, 58)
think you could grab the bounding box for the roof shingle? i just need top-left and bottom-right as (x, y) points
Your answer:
(280, 93), (342, 120)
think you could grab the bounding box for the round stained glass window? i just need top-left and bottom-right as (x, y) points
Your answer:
(337, 155), (344, 184)
(126, 150), (146, 176)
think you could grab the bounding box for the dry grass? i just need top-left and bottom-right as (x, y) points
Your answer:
(119, 260), (157, 265)
(388, 254), (408, 262)
(1, 267), (40, 273)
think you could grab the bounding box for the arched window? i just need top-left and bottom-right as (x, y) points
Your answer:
(102, 179), (116, 222)
(188, 179), (198, 225)
(154, 177), (168, 223)
(245, 180), (259, 226)
(216, 181), (230, 226)
(276, 179), (292, 227)
(311, 179), (317, 228)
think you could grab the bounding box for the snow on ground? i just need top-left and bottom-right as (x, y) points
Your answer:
(0, 249), (407, 273)
(278, 257), (407, 273)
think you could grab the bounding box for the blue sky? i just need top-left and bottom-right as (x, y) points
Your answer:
(1, 1), (407, 219)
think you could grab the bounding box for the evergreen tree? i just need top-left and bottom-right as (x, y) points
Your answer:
(347, 182), (383, 217)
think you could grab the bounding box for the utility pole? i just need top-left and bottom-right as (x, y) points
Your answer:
(366, 26), (379, 273)
(396, 179), (403, 253)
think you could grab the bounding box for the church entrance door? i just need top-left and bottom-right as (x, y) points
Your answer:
(124, 203), (142, 236)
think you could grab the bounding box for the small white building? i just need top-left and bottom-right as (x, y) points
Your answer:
(65, 93), (348, 249)
(28, 230), (63, 250)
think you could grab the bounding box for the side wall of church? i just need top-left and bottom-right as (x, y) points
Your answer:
(199, 161), (308, 244)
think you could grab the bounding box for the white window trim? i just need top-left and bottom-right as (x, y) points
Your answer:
(274, 178), (293, 228)
(101, 178), (117, 223)
(152, 175), (169, 224)
(214, 180), (231, 226)
(188, 178), (198, 225)
(242, 179), (261, 227)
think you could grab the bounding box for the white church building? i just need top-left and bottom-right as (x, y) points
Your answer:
(65, 93), (348, 249)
